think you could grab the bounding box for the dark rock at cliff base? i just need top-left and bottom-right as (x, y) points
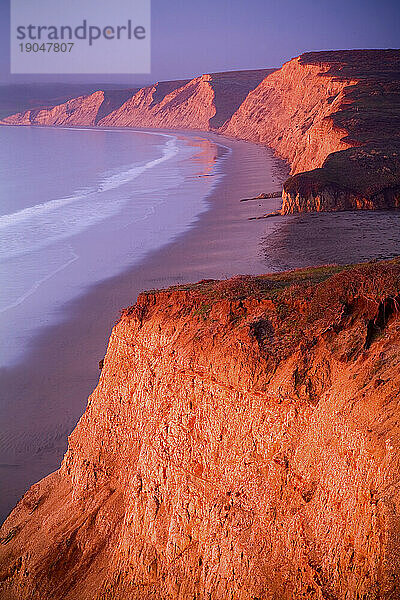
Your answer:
(282, 144), (400, 214)
(241, 191), (282, 202)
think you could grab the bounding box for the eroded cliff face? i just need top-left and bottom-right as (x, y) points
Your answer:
(99, 75), (217, 130)
(222, 57), (355, 175)
(1, 260), (400, 599)
(99, 70), (273, 130)
(1, 90), (135, 127)
(1, 70), (271, 131)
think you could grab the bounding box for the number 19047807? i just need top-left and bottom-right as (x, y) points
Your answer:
(19, 43), (74, 53)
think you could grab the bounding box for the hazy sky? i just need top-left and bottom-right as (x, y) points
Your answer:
(0, 0), (399, 84)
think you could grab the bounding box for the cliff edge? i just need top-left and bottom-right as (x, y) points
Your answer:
(1, 259), (400, 599)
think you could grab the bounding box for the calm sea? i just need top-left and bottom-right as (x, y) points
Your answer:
(0, 126), (228, 367)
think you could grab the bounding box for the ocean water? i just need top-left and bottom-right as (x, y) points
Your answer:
(0, 126), (229, 367)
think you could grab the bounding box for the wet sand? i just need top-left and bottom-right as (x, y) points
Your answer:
(262, 210), (400, 271)
(0, 130), (288, 522)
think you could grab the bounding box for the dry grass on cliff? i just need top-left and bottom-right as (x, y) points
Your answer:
(170, 264), (348, 299)
(135, 259), (400, 312)
(119, 259), (400, 383)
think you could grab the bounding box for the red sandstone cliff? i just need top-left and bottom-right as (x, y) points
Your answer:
(99, 70), (273, 130)
(1, 260), (400, 599)
(221, 55), (355, 175)
(0, 70), (271, 131)
(2, 50), (399, 213)
(0, 89), (135, 127)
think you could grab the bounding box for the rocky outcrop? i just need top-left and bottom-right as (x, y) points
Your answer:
(281, 143), (400, 214)
(1, 260), (400, 599)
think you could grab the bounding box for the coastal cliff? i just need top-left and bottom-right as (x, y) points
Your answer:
(2, 49), (400, 213)
(98, 70), (273, 130)
(0, 89), (135, 127)
(1, 259), (400, 599)
(224, 50), (400, 213)
(222, 53), (356, 175)
(0, 70), (271, 130)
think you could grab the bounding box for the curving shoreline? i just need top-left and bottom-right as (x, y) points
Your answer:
(1, 49), (400, 598)
(0, 126), (230, 367)
(2, 50), (400, 214)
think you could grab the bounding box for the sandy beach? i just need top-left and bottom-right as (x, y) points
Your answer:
(0, 130), (288, 522)
(262, 209), (400, 272)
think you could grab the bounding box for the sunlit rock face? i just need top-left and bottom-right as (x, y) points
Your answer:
(223, 50), (400, 213)
(1, 260), (400, 599)
(222, 55), (355, 174)
(1, 90), (107, 126)
(0, 70), (271, 130)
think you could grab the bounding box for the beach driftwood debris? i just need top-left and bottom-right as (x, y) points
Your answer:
(240, 191), (282, 202)
(248, 211), (281, 220)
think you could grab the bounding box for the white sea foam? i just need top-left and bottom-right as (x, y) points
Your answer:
(0, 136), (179, 261)
(0, 127), (226, 366)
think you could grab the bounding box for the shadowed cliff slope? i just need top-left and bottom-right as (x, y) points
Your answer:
(1, 259), (400, 599)
(282, 143), (400, 213)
